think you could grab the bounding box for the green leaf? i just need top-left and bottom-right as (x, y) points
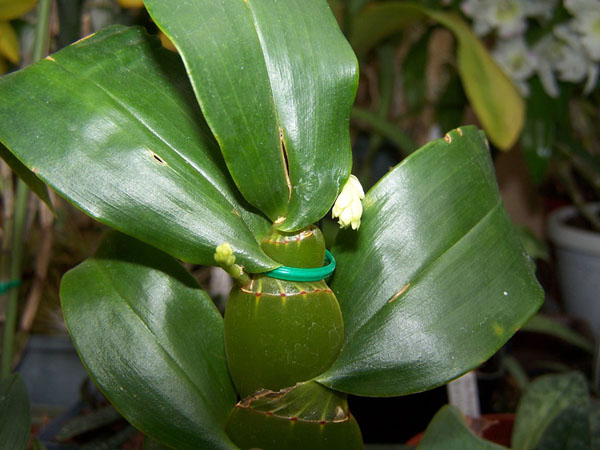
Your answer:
(350, 3), (525, 150)
(402, 30), (429, 113)
(0, 25), (276, 272)
(536, 404), (591, 450)
(61, 231), (238, 450)
(417, 405), (507, 450)
(143, 0), (359, 230)
(351, 106), (416, 155)
(511, 372), (589, 450)
(0, 142), (53, 211)
(318, 126), (543, 396)
(522, 314), (595, 354)
(349, 3), (425, 56)
(0, 373), (31, 450)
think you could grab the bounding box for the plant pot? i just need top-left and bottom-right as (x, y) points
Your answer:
(547, 203), (600, 338)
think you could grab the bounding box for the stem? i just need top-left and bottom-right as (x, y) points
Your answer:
(33, 0), (52, 62)
(1, 0), (52, 378)
(351, 106), (416, 157)
(559, 165), (600, 232)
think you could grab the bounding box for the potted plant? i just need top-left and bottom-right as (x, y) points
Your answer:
(0, 0), (543, 448)
(412, 371), (598, 449)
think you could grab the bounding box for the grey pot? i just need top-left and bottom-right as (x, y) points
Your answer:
(548, 203), (600, 338)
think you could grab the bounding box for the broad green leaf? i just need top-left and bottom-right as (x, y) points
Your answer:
(350, 3), (525, 150)
(0, 143), (53, 210)
(417, 405), (507, 450)
(536, 404), (591, 450)
(511, 372), (589, 450)
(0, 25), (276, 272)
(0, 21), (19, 64)
(318, 126), (543, 396)
(0, 0), (37, 20)
(0, 373), (31, 450)
(143, 0), (359, 230)
(61, 231), (237, 450)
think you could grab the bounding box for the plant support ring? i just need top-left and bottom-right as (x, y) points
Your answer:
(265, 250), (336, 282)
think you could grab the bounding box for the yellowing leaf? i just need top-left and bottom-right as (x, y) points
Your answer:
(0, 0), (37, 21)
(158, 31), (176, 52)
(351, 3), (525, 150)
(0, 21), (19, 64)
(426, 10), (524, 150)
(117, 0), (144, 8)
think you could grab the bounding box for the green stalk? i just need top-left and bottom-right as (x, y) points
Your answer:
(351, 106), (416, 157)
(1, 0), (52, 378)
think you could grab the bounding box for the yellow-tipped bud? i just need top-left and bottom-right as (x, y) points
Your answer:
(215, 243), (236, 266)
(332, 175), (364, 230)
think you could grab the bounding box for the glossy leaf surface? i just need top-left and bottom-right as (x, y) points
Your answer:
(350, 3), (524, 150)
(0, 25), (276, 272)
(61, 232), (237, 450)
(511, 372), (589, 450)
(0, 373), (31, 450)
(418, 405), (507, 450)
(318, 126), (543, 396)
(144, 0), (358, 230)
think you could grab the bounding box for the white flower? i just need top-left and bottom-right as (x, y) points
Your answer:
(461, 0), (527, 37)
(524, 0), (559, 20)
(564, 0), (600, 60)
(492, 37), (537, 95)
(332, 175), (365, 230)
(532, 24), (599, 97)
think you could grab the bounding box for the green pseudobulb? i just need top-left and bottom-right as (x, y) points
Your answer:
(225, 381), (363, 450)
(224, 226), (344, 398)
(260, 225), (326, 268)
(223, 226), (361, 448)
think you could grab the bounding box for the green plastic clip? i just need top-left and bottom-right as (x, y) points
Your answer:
(0, 279), (21, 294)
(265, 250), (336, 282)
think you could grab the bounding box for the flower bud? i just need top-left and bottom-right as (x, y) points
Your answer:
(215, 242), (235, 266)
(332, 175), (364, 230)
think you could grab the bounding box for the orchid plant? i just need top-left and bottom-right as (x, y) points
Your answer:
(462, 0), (600, 230)
(0, 0), (543, 448)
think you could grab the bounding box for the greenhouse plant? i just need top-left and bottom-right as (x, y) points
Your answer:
(0, 0), (543, 448)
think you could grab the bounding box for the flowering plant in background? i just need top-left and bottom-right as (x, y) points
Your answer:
(463, 0), (600, 230)
(462, 0), (599, 98)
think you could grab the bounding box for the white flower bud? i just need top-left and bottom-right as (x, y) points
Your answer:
(332, 175), (365, 230)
